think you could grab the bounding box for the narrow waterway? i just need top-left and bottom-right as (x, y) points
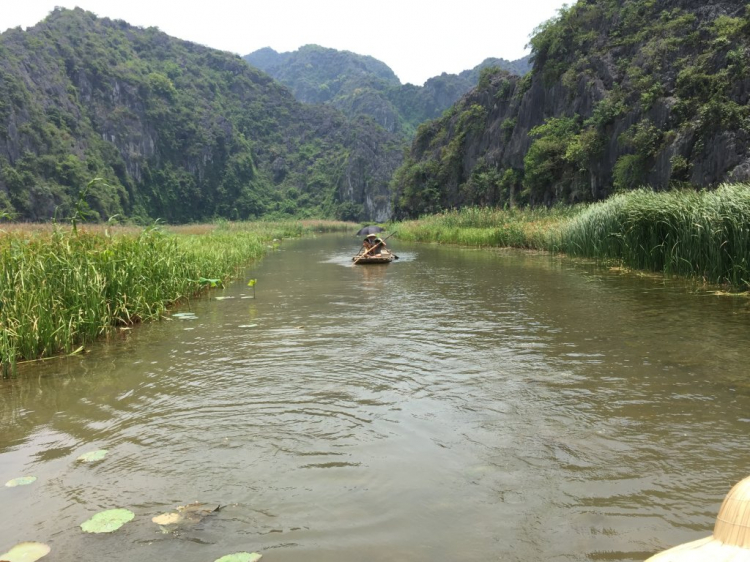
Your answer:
(2, 234), (749, 561)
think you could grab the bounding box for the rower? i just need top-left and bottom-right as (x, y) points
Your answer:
(363, 234), (386, 255)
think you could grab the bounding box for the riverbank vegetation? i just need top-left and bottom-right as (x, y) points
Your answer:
(395, 184), (750, 290)
(0, 220), (350, 375)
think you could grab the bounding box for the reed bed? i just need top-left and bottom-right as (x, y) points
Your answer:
(558, 184), (750, 287)
(0, 220), (352, 375)
(395, 206), (579, 249)
(393, 185), (750, 289)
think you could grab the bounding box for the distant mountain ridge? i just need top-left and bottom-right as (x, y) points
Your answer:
(0, 9), (402, 222)
(244, 45), (531, 136)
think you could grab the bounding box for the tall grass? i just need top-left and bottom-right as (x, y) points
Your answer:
(558, 184), (750, 287)
(0, 220), (353, 375)
(393, 185), (750, 289)
(395, 206), (580, 249)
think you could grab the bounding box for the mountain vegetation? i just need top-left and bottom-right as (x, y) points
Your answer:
(392, 0), (750, 218)
(0, 8), (403, 223)
(245, 45), (531, 136)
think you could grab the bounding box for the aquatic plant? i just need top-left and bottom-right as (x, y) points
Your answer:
(0, 542), (51, 562)
(394, 205), (577, 249)
(0, 220), (352, 375)
(393, 185), (750, 289)
(558, 184), (750, 287)
(80, 509), (135, 533)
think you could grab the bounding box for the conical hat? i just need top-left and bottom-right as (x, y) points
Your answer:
(646, 475), (750, 561)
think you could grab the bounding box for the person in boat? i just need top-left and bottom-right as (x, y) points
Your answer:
(363, 234), (386, 255)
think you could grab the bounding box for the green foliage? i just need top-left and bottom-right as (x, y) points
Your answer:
(670, 154), (692, 183)
(500, 118), (516, 141)
(477, 66), (500, 90)
(711, 15), (745, 42)
(522, 117), (582, 201)
(612, 120), (663, 191)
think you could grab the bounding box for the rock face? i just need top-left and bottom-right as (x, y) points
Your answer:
(0, 9), (402, 222)
(392, 0), (750, 218)
(245, 46), (531, 137)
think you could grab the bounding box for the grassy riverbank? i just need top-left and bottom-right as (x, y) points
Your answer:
(0, 220), (350, 375)
(394, 205), (579, 249)
(395, 184), (750, 290)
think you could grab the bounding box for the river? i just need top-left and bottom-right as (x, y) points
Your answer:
(2, 234), (749, 561)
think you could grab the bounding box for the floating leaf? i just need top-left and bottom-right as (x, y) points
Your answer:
(247, 279), (257, 287)
(0, 542), (51, 562)
(76, 449), (108, 462)
(5, 476), (37, 487)
(214, 553), (262, 562)
(80, 508), (134, 533)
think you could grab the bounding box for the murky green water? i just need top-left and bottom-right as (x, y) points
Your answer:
(2, 234), (750, 561)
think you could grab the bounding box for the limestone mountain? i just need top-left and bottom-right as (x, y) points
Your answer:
(392, 0), (750, 218)
(244, 45), (531, 136)
(0, 9), (402, 222)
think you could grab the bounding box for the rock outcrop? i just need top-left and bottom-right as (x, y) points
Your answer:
(0, 9), (402, 222)
(392, 0), (750, 217)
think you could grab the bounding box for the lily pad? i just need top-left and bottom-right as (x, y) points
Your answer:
(76, 449), (108, 462)
(5, 476), (37, 487)
(0, 542), (51, 562)
(214, 553), (262, 562)
(80, 508), (135, 533)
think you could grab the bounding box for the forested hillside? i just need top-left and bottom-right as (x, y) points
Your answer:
(0, 8), (402, 223)
(245, 45), (531, 136)
(392, 0), (750, 218)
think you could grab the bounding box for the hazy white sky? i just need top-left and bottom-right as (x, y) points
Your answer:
(2, 1), (569, 85)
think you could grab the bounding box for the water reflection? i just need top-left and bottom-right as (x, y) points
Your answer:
(1, 235), (749, 561)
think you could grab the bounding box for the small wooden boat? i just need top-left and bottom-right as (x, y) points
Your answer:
(352, 249), (395, 264)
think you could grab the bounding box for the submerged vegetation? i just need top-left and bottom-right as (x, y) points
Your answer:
(0, 220), (351, 375)
(395, 185), (750, 290)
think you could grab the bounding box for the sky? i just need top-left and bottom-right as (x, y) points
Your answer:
(2, 0), (569, 86)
